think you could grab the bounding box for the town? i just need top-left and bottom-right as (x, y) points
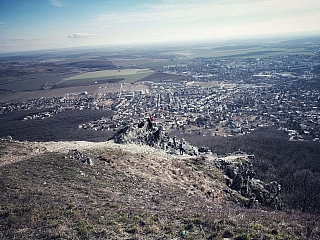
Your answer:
(1, 51), (320, 142)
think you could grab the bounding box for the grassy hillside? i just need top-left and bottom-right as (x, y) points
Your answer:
(0, 140), (319, 239)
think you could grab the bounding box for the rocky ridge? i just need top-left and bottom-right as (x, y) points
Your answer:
(0, 127), (318, 239)
(0, 121), (282, 208)
(110, 120), (199, 156)
(0, 119), (282, 209)
(109, 120), (282, 208)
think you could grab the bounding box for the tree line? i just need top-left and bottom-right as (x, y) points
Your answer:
(177, 127), (320, 214)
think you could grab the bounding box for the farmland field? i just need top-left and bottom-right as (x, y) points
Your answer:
(164, 46), (315, 59)
(62, 68), (154, 85)
(0, 63), (76, 91)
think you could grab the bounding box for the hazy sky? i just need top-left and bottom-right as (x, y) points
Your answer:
(0, 0), (320, 53)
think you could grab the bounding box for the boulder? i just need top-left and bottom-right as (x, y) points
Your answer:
(67, 149), (93, 166)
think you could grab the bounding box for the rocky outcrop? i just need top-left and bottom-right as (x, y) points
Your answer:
(111, 122), (281, 208)
(217, 153), (281, 209)
(110, 120), (198, 156)
(66, 149), (93, 165)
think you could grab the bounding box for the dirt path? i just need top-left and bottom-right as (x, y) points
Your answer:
(0, 140), (182, 167)
(38, 140), (172, 157)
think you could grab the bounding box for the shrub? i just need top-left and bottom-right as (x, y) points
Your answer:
(235, 233), (251, 240)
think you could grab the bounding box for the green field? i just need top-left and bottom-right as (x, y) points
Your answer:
(64, 68), (154, 84)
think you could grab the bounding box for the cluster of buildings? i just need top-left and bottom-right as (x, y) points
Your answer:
(0, 60), (41, 69)
(1, 92), (108, 117)
(155, 54), (318, 83)
(1, 51), (320, 141)
(90, 79), (319, 141)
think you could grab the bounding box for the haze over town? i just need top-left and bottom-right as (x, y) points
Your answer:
(1, 0), (320, 53)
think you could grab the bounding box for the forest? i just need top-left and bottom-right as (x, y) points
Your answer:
(178, 127), (320, 214)
(0, 109), (115, 142)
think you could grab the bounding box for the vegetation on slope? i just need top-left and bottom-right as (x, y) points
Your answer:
(1, 141), (319, 239)
(0, 109), (114, 142)
(176, 127), (320, 215)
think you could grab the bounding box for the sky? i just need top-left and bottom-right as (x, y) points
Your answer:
(0, 0), (320, 53)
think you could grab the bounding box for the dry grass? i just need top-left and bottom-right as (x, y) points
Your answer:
(0, 140), (45, 167)
(0, 140), (319, 239)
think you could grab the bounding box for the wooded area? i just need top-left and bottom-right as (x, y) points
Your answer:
(178, 127), (320, 214)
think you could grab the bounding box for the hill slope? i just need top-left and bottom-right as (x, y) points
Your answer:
(0, 140), (319, 239)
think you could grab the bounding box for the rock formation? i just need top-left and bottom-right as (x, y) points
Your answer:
(110, 120), (198, 156)
(216, 154), (281, 209)
(66, 149), (93, 165)
(111, 122), (281, 208)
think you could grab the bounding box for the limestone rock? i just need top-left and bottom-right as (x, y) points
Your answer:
(67, 149), (93, 165)
(110, 120), (198, 156)
(217, 153), (281, 209)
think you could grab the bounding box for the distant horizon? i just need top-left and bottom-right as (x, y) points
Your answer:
(1, 0), (320, 54)
(1, 32), (320, 57)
